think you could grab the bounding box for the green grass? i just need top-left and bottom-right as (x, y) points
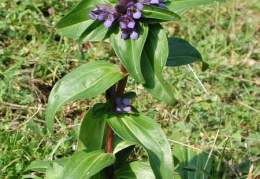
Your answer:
(0, 0), (259, 178)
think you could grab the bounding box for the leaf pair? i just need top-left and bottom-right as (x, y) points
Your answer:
(78, 108), (174, 178)
(110, 22), (177, 105)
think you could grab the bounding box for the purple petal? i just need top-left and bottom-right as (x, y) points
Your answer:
(127, 8), (132, 16)
(150, 0), (159, 4)
(158, 3), (166, 8)
(104, 20), (113, 28)
(145, 0), (151, 5)
(130, 30), (138, 40)
(135, 3), (143, 11)
(98, 13), (106, 21)
(116, 106), (123, 112)
(116, 97), (122, 105)
(120, 22), (127, 29)
(98, 4), (114, 11)
(128, 21), (135, 28)
(122, 98), (130, 106)
(89, 12), (97, 20)
(127, 1), (135, 7)
(121, 32), (129, 39)
(133, 11), (141, 19)
(118, 16), (124, 22)
(123, 106), (131, 112)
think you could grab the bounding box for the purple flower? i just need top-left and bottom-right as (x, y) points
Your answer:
(127, 2), (143, 19)
(121, 28), (139, 40)
(130, 29), (138, 39)
(88, 4), (118, 28)
(88, 1), (145, 40)
(116, 98), (131, 113)
(118, 15), (135, 29)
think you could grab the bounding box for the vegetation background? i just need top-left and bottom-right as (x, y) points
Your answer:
(0, 0), (259, 178)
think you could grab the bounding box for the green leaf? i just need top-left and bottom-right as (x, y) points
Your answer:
(60, 150), (115, 179)
(25, 158), (69, 173)
(56, 20), (92, 39)
(79, 20), (110, 43)
(142, 4), (181, 21)
(55, 0), (106, 29)
(107, 114), (174, 179)
(114, 145), (135, 170)
(110, 21), (149, 84)
(90, 170), (108, 179)
(113, 135), (135, 154)
(77, 108), (107, 151)
(46, 61), (126, 134)
(141, 24), (177, 105)
(166, 0), (224, 16)
(166, 37), (209, 71)
(171, 129), (213, 179)
(46, 163), (64, 179)
(113, 135), (135, 170)
(114, 161), (156, 179)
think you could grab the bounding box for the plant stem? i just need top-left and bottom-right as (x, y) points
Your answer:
(106, 63), (128, 178)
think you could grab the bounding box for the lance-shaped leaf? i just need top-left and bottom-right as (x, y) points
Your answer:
(79, 20), (110, 43)
(142, 4), (181, 22)
(56, 20), (92, 39)
(110, 22), (149, 84)
(112, 135), (135, 170)
(46, 61), (126, 134)
(141, 24), (177, 105)
(60, 150), (115, 179)
(166, 37), (209, 71)
(114, 161), (155, 179)
(107, 114), (174, 179)
(112, 135), (135, 154)
(77, 108), (107, 151)
(165, 0), (224, 16)
(55, 0), (107, 29)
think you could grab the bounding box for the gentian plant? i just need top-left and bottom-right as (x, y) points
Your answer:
(25, 0), (224, 178)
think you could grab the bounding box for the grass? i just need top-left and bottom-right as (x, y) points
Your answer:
(0, 0), (259, 178)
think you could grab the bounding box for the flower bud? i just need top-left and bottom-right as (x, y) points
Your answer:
(115, 2), (127, 13)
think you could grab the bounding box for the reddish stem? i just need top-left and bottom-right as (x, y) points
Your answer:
(106, 63), (128, 178)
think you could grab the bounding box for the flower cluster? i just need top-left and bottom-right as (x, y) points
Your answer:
(88, 0), (166, 39)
